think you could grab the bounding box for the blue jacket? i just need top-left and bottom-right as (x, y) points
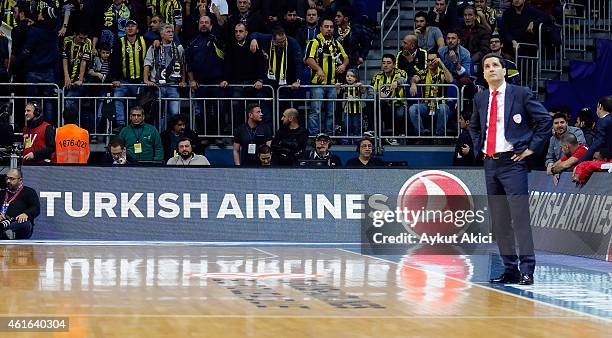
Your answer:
(438, 45), (472, 77)
(20, 24), (59, 72)
(469, 83), (552, 156)
(579, 114), (612, 162)
(250, 32), (304, 84)
(186, 31), (225, 83)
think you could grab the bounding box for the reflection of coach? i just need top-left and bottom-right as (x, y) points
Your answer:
(1, 169), (40, 240)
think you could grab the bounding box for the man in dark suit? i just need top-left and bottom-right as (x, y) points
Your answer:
(469, 53), (552, 285)
(578, 96), (612, 163)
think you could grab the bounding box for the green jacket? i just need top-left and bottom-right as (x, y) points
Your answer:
(118, 123), (164, 162)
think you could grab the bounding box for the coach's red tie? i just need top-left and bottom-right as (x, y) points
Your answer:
(486, 90), (499, 156)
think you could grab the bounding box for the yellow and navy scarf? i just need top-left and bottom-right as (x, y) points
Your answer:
(268, 41), (288, 85)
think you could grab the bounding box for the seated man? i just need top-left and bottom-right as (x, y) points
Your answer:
(118, 106), (164, 163)
(167, 137), (210, 165)
(103, 137), (135, 165)
(346, 137), (383, 167)
(1, 169), (40, 240)
(306, 133), (341, 167)
(257, 144), (272, 166)
(549, 132), (588, 175)
(408, 50), (454, 136)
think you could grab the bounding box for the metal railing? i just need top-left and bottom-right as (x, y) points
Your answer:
(61, 83), (156, 136)
(380, 0), (401, 60)
(588, 0), (612, 37)
(515, 42), (541, 95)
(0, 83), (62, 127)
(277, 84), (377, 141)
(540, 22), (563, 75)
(189, 84), (275, 138)
(562, 3), (587, 57)
(378, 83), (460, 145)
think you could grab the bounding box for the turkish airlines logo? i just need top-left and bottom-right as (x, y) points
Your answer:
(397, 170), (475, 237)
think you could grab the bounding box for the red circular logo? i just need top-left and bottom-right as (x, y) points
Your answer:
(397, 170), (474, 236)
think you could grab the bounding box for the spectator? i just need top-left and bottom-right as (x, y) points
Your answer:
(257, 144), (272, 166)
(549, 132), (588, 175)
(453, 111), (477, 166)
(118, 106), (164, 162)
(413, 11), (444, 52)
(63, 28), (93, 118)
(345, 137), (383, 166)
(103, 136), (136, 164)
(95, 0), (135, 51)
(55, 109), (90, 164)
(226, 0), (267, 38)
(501, 0), (551, 51)
(144, 14), (163, 45)
(578, 96), (612, 163)
(336, 69), (366, 140)
(396, 34), (427, 83)
(474, 0), (497, 33)
(334, 6), (369, 67)
(183, 0), (228, 43)
(438, 30), (472, 82)
(186, 15), (226, 134)
(295, 7), (319, 51)
(110, 19), (148, 128)
(271, 108), (309, 166)
(372, 54), (408, 142)
(306, 133), (341, 167)
(9, 2), (32, 84)
(233, 103), (273, 166)
(0, 22), (8, 84)
(280, 6), (302, 38)
(167, 137), (211, 165)
(428, 0), (458, 35)
(475, 33), (519, 87)
(545, 112), (586, 172)
(144, 23), (186, 122)
(304, 18), (348, 135)
(22, 102), (55, 164)
(222, 23), (266, 126)
(0, 169), (40, 240)
(250, 27), (303, 89)
(458, 6), (491, 64)
(162, 0), (184, 34)
(408, 50), (454, 136)
(161, 114), (200, 162)
(575, 107), (596, 146)
(87, 43), (114, 133)
(1, 0), (17, 27)
(16, 6), (60, 125)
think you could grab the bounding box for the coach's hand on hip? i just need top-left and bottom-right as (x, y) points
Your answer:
(511, 148), (533, 161)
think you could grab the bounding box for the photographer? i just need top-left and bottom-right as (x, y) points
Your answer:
(272, 108), (309, 166)
(1, 169), (40, 240)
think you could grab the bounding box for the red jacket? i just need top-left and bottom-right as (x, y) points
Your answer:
(22, 118), (55, 163)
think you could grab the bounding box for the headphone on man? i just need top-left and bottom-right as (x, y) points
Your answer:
(356, 137), (373, 152)
(27, 101), (42, 118)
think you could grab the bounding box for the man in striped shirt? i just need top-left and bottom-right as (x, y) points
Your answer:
(110, 19), (148, 128)
(63, 29), (93, 121)
(304, 18), (348, 135)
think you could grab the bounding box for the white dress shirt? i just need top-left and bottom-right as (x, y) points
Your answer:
(483, 81), (514, 153)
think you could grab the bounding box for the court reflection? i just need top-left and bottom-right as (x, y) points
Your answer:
(0, 245), (39, 289)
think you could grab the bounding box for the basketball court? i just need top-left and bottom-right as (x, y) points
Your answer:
(1, 242), (610, 337)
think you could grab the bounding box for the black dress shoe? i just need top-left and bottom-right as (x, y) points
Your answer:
(518, 274), (534, 285)
(489, 273), (520, 284)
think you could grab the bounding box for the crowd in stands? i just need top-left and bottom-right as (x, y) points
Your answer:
(0, 0), (610, 175)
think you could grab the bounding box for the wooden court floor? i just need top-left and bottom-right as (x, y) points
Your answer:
(0, 244), (610, 337)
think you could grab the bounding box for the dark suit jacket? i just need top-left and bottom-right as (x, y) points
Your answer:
(469, 83), (552, 157)
(579, 113), (612, 162)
